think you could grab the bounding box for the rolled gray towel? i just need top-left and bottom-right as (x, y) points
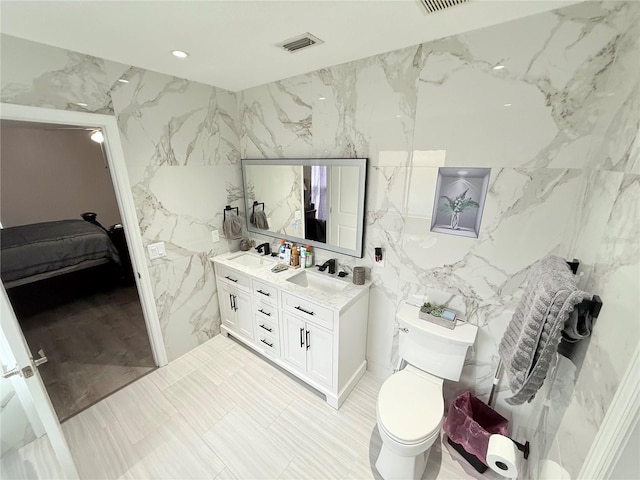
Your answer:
(498, 255), (591, 405)
(223, 214), (243, 239)
(254, 210), (269, 230)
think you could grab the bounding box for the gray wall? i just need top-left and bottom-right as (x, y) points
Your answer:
(1, 126), (122, 228)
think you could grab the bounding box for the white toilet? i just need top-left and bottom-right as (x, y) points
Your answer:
(375, 303), (478, 480)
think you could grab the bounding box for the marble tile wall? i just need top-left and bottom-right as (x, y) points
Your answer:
(1, 1), (637, 476)
(238, 1), (639, 477)
(1, 34), (242, 361)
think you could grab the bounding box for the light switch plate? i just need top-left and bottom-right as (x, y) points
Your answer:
(211, 229), (220, 243)
(295, 210), (302, 220)
(147, 242), (166, 260)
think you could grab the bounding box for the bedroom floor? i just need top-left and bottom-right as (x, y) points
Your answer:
(9, 276), (155, 422)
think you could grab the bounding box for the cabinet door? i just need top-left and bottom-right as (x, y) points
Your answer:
(306, 323), (334, 388)
(235, 289), (254, 340)
(282, 313), (306, 372)
(219, 282), (237, 331)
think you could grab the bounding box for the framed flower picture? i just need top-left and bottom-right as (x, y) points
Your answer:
(430, 167), (490, 238)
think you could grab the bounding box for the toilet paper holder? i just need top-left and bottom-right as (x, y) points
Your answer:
(511, 439), (530, 460)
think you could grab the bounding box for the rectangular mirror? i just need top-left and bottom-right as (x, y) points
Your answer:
(241, 158), (367, 258)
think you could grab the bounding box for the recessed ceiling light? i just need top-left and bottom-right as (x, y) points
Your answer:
(504, 103), (512, 107)
(493, 65), (506, 70)
(76, 102), (88, 107)
(171, 50), (189, 58)
(318, 96), (326, 100)
(117, 78), (129, 83)
(458, 170), (468, 175)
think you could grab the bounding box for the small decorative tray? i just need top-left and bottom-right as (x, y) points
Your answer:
(419, 307), (457, 330)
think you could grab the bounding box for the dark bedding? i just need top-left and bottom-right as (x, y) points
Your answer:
(0, 220), (121, 283)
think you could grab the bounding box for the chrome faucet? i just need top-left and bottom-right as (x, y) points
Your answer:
(317, 259), (336, 275)
(256, 242), (271, 255)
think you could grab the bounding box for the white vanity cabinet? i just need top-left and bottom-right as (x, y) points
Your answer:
(212, 253), (370, 409)
(216, 266), (254, 341)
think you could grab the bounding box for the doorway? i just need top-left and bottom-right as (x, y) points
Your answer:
(0, 106), (165, 423)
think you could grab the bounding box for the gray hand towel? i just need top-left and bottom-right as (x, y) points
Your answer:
(254, 210), (269, 230)
(223, 213), (243, 239)
(498, 255), (590, 405)
(562, 307), (593, 343)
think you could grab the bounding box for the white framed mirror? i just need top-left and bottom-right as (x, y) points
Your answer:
(241, 158), (367, 258)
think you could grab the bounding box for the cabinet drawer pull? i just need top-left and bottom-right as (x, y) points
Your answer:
(225, 275), (238, 283)
(295, 305), (315, 316)
(306, 330), (310, 350)
(260, 339), (274, 348)
(300, 327), (305, 347)
(259, 324), (272, 333)
(256, 289), (270, 297)
(258, 308), (271, 317)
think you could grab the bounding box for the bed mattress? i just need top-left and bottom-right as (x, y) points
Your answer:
(1, 219), (121, 284)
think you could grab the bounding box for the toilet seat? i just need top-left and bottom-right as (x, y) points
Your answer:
(377, 365), (444, 445)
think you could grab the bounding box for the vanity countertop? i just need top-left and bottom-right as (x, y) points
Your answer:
(211, 251), (371, 313)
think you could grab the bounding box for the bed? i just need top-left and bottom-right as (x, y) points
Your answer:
(1, 219), (122, 289)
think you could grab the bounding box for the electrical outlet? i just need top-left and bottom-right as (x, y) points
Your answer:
(147, 242), (166, 260)
(211, 229), (220, 243)
(295, 210), (302, 220)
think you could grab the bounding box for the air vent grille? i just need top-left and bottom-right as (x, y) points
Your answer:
(419, 0), (470, 14)
(277, 33), (324, 53)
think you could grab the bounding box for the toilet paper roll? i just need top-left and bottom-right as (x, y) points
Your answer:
(486, 434), (518, 478)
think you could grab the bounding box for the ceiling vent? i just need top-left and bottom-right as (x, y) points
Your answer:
(277, 33), (324, 53)
(419, 0), (470, 14)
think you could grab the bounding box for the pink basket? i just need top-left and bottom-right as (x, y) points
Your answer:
(442, 391), (509, 466)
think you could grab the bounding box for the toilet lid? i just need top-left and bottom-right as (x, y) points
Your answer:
(377, 369), (444, 444)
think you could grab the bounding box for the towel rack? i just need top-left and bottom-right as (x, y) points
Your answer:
(565, 259), (603, 320)
(252, 201), (265, 216)
(223, 205), (238, 221)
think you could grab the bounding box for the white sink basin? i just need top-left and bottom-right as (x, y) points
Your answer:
(228, 252), (274, 268)
(287, 270), (348, 294)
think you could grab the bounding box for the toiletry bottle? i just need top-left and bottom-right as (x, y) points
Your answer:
(305, 245), (313, 268)
(300, 246), (307, 267)
(278, 240), (286, 264)
(284, 243), (292, 266)
(291, 246), (299, 267)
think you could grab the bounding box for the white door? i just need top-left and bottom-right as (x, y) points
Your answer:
(327, 165), (360, 250)
(282, 314), (306, 372)
(305, 323), (334, 388)
(0, 286), (79, 479)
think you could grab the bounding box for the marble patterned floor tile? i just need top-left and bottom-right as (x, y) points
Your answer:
(104, 374), (178, 444)
(119, 413), (226, 480)
(0, 435), (64, 480)
(147, 347), (206, 391)
(163, 368), (237, 436)
(202, 406), (295, 479)
(62, 400), (134, 479)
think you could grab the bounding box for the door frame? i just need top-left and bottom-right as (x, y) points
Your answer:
(0, 102), (167, 367)
(578, 343), (640, 479)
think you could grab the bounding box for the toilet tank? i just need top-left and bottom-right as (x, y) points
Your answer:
(397, 303), (478, 381)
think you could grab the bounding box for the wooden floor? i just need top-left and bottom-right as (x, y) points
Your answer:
(1, 335), (503, 479)
(11, 276), (155, 422)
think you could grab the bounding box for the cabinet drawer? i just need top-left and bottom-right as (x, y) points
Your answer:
(255, 330), (280, 356)
(254, 311), (278, 337)
(215, 264), (251, 289)
(282, 292), (334, 331)
(252, 279), (279, 306)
